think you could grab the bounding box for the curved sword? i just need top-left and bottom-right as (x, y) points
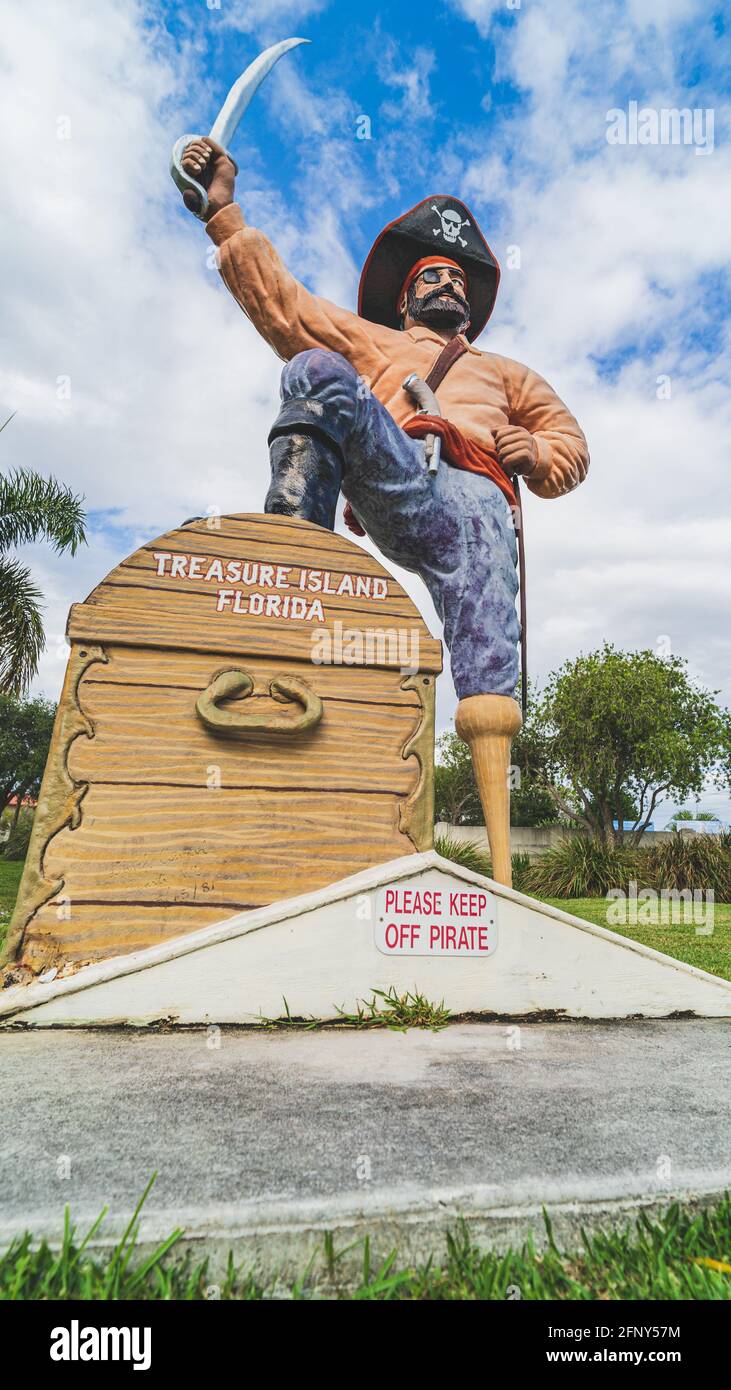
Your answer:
(170, 37), (309, 221)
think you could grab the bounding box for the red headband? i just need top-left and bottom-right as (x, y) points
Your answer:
(397, 257), (467, 314)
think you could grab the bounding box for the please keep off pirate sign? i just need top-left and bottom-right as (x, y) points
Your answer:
(375, 879), (498, 957)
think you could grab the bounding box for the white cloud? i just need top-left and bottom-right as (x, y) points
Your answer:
(376, 41), (437, 123)
(625, 0), (707, 29)
(449, 0), (510, 40)
(217, 0), (329, 33)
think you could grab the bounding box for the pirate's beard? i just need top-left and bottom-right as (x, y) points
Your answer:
(406, 281), (471, 335)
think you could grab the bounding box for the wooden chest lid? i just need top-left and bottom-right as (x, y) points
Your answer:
(68, 514), (442, 674)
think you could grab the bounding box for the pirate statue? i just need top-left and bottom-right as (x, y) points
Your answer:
(176, 127), (588, 886)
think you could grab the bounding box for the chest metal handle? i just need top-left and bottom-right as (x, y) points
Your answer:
(196, 669), (323, 736)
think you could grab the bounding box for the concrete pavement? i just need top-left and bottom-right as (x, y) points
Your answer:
(1, 1020), (729, 1278)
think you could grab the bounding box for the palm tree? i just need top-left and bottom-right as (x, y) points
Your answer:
(0, 414), (87, 695)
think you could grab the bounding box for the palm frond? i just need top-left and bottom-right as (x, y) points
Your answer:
(0, 468), (86, 555)
(0, 556), (45, 695)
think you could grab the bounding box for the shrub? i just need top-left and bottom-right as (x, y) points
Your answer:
(510, 852), (532, 894)
(523, 835), (638, 899)
(521, 831), (731, 900)
(434, 831), (491, 878)
(641, 832), (731, 899)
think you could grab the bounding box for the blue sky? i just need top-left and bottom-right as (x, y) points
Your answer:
(155, 0), (729, 328)
(3, 0), (730, 824)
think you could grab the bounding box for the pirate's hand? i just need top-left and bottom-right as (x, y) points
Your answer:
(180, 137), (237, 219)
(494, 425), (538, 477)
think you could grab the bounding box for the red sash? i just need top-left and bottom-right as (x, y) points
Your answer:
(343, 418), (515, 536)
(402, 415), (516, 508)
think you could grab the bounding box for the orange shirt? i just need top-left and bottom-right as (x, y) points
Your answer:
(206, 204), (589, 500)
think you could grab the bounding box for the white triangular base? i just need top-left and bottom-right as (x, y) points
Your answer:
(2, 853), (729, 1025)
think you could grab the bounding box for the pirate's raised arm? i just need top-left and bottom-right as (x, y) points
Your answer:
(501, 359), (590, 499)
(180, 139), (380, 366)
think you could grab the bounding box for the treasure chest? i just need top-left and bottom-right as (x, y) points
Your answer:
(4, 514), (441, 973)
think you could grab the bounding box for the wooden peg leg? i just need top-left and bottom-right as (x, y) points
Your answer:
(455, 694), (522, 887)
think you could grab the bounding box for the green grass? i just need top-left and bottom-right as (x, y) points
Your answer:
(262, 987), (451, 1031)
(0, 859), (23, 953)
(547, 898), (731, 981)
(3, 1184), (731, 1299)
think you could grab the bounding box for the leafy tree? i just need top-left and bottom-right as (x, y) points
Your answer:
(539, 644), (731, 846)
(671, 808), (717, 823)
(1, 415), (86, 694)
(509, 687), (560, 827)
(581, 789), (639, 828)
(510, 777), (560, 827)
(0, 694), (56, 839)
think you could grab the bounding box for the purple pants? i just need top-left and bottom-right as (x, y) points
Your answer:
(269, 349), (520, 699)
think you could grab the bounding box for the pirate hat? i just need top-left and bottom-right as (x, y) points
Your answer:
(358, 195), (500, 342)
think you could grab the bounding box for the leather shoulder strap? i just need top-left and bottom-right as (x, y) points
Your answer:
(425, 336), (468, 393)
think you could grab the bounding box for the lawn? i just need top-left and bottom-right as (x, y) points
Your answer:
(2, 1185), (731, 1299)
(547, 898), (731, 982)
(0, 860), (23, 955)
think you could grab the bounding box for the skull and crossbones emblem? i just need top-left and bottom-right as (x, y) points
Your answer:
(432, 205), (471, 248)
